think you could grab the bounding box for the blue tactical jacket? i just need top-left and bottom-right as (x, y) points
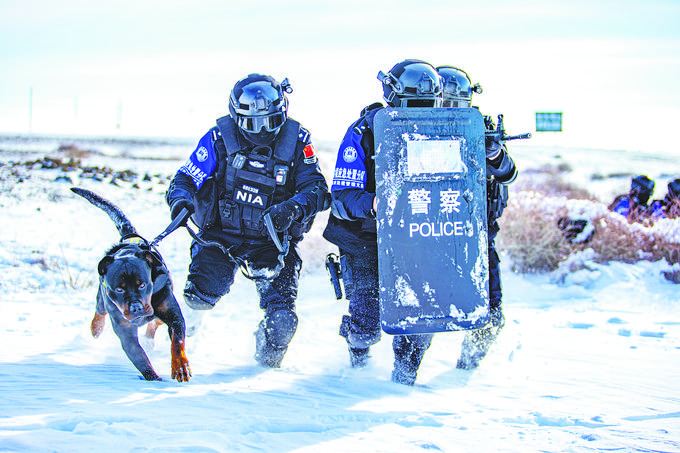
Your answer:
(323, 103), (517, 251)
(167, 116), (328, 239)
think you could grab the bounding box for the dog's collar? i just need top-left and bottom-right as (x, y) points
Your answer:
(121, 234), (149, 246)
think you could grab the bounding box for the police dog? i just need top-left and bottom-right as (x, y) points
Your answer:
(71, 187), (191, 382)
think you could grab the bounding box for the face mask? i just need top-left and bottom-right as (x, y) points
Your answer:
(243, 130), (279, 146)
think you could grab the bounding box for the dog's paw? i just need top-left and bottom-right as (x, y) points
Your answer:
(90, 313), (106, 338)
(171, 347), (192, 383)
(172, 360), (192, 383)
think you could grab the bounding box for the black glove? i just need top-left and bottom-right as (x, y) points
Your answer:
(170, 198), (194, 223)
(484, 115), (503, 160)
(264, 200), (302, 232)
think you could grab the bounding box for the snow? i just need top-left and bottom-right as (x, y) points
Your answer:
(1, 138), (680, 452)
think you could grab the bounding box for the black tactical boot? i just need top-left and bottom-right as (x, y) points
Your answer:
(457, 305), (505, 370)
(391, 334), (433, 385)
(391, 365), (417, 386)
(254, 320), (287, 368)
(183, 282), (217, 337)
(391, 336), (417, 386)
(340, 315), (378, 368)
(183, 282), (218, 310)
(349, 347), (370, 368)
(253, 308), (298, 368)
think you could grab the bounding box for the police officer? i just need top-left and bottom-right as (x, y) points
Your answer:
(608, 175), (655, 223)
(323, 59), (445, 385)
(166, 73), (329, 368)
(647, 177), (680, 220)
(436, 65), (518, 369)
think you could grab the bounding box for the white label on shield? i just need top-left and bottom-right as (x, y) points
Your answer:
(406, 139), (463, 176)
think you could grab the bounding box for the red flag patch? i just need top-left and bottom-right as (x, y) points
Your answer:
(303, 144), (315, 158)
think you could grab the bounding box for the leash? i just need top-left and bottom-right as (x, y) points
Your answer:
(263, 212), (290, 269)
(230, 212), (289, 281)
(150, 207), (191, 247)
(149, 207), (290, 281)
(150, 206), (231, 256)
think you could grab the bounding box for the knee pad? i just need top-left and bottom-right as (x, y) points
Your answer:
(184, 281), (219, 310)
(264, 308), (298, 348)
(348, 331), (381, 350)
(340, 315), (381, 350)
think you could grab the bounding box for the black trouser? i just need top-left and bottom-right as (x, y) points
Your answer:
(488, 243), (502, 310)
(185, 231), (301, 316)
(340, 248), (432, 364)
(393, 334), (434, 374)
(338, 248), (381, 349)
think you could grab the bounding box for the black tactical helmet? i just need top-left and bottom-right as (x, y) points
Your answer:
(436, 65), (483, 108)
(378, 59), (442, 108)
(667, 177), (680, 199)
(228, 74), (292, 135)
(631, 175), (655, 204)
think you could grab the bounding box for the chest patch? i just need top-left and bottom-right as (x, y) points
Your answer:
(235, 185), (269, 208)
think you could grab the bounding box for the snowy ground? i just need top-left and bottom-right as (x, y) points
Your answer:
(0, 137), (679, 452)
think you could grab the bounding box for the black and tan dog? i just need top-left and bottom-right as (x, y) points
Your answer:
(71, 187), (191, 382)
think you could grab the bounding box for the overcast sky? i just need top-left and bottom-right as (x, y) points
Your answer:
(1, 0), (679, 154)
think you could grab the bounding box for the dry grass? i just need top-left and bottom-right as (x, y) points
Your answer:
(496, 194), (574, 273)
(497, 174), (680, 273)
(515, 164), (598, 201)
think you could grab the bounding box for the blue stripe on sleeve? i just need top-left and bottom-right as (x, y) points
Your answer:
(331, 129), (368, 191)
(178, 131), (217, 190)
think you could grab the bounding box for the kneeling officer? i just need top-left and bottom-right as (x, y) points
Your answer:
(166, 73), (329, 368)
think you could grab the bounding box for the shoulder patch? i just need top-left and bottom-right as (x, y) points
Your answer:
(210, 126), (221, 141)
(298, 126), (311, 144)
(303, 143), (317, 164)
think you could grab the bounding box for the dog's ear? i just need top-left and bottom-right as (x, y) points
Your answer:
(139, 250), (164, 282)
(140, 251), (162, 268)
(98, 255), (115, 276)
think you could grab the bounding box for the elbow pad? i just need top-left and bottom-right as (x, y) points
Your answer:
(290, 184), (331, 219)
(312, 184), (332, 213)
(487, 151), (518, 184)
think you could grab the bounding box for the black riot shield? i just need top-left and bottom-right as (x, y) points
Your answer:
(374, 107), (489, 335)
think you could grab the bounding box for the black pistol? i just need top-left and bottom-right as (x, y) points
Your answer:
(325, 253), (343, 300)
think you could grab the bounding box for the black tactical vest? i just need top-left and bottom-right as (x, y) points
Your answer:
(192, 115), (300, 239)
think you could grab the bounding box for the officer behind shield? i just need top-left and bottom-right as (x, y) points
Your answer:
(436, 65), (518, 369)
(323, 59), (443, 385)
(166, 73), (329, 368)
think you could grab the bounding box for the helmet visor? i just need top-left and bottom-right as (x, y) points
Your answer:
(442, 99), (471, 108)
(399, 97), (441, 108)
(237, 111), (287, 133)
